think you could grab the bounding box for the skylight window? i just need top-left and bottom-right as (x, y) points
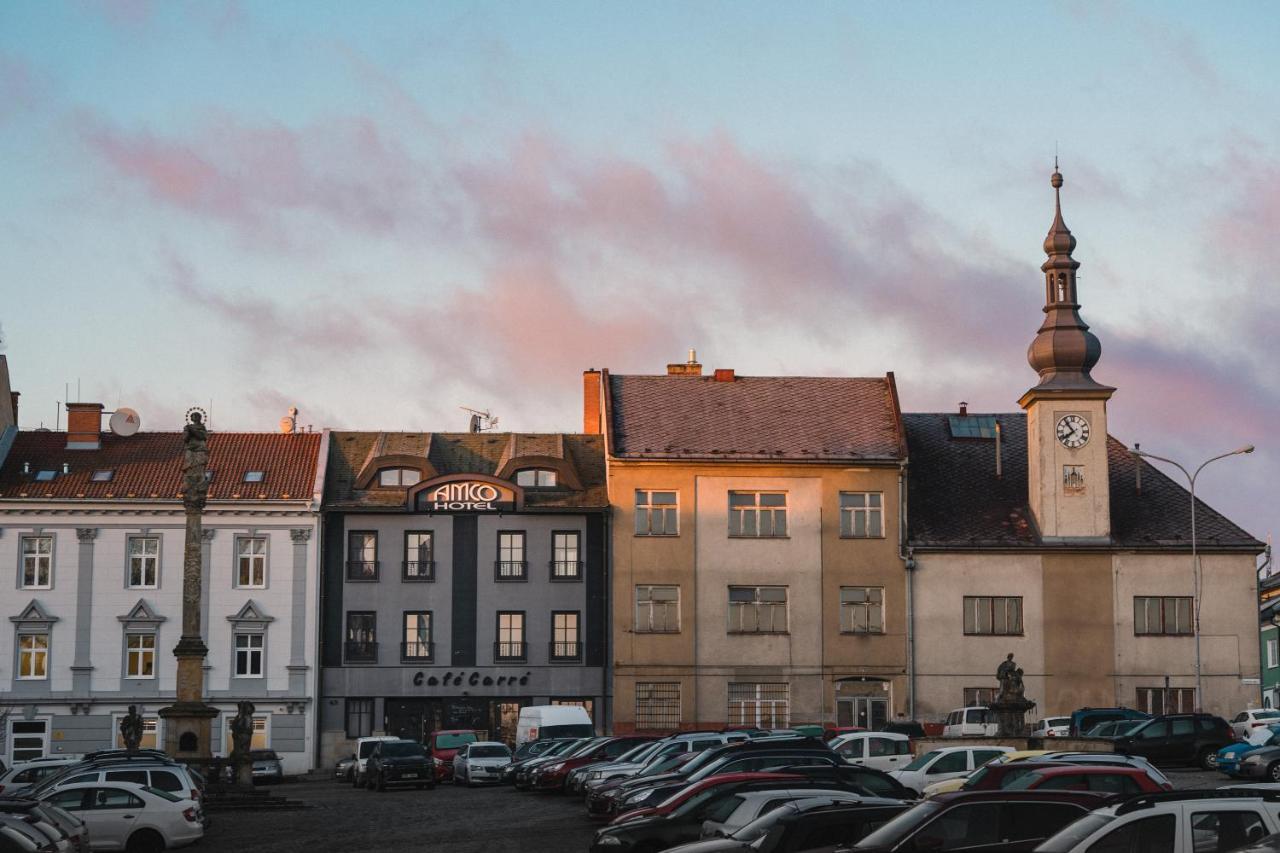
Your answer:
(91, 470), (114, 482)
(34, 470), (57, 482)
(947, 415), (999, 439)
(243, 471), (265, 483)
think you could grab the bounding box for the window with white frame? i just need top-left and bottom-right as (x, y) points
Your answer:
(235, 633), (265, 678)
(1133, 596), (1192, 636)
(236, 537), (267, 588)
(21, 536), (52, 589)
(496, 531), (526, 580)
(17, 633), (49, 680)
(635, 490), (678, 536)
(728, 492), (787, 537)
(728, 682), (790, 728)
(515, 468), (557, 488)
(1136, 687), (1195, 715)
(114, 717), (159, 750)
(1269, 638), (1278, 670)
(378, 468), (421, 487)
(551, 531), (581, 579)
(840, 587), (884, 633)
(635, 585), (680, 633)
(840, 492), (884, 538)
(128, 536), (159, 588)
(125, 633), (156, 679)
(963, 596), (1023, 636)
(728, 586), (788, 633)
(635, 682), (681, 729)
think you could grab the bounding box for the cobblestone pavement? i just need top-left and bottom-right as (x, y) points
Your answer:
(205, 770), (1236, 853)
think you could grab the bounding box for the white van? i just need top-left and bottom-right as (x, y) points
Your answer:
(942, 706), (998, 738)
(516, 706), (595, 745)
(829, 731), (912, 772)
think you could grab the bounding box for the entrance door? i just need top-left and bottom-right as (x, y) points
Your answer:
(385, 700), (429, 744)
(838, 697), (888, 730)
(8, 719), (49, 763)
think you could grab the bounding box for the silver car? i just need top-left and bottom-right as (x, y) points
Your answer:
(250, 750), (284, 784)
(452, 742), (512, 786)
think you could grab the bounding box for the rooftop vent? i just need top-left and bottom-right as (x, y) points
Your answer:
(667, 349), (703, 377)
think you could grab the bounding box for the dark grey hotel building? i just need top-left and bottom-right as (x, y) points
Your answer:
(318, 431), (608, 765)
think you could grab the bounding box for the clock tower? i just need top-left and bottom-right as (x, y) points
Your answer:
(1019, 167), (1115, 541)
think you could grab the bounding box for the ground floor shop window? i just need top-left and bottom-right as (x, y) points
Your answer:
(346, 699), (374, 739)
(1136, 687), (1195, 715)
(728, 682), (789, 728)
(635, 683), (681, 729)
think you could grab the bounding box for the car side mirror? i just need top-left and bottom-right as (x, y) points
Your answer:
(701, 820), (719, 838)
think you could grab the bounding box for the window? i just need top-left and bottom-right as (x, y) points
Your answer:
(242, 470), (265, 483)
(1133, 596), (1193, 636)
(125, 633), (156, 679)
(551, 531), (581, 580)
(964, 687), (997, 706)
(515, 468), (557, 488)
(1086, 814), (1176, 853)
(21, 535), (52, 588)
(234, 633), (264, 677)
(728, 492), (788, 537)
(728, 586), (788, 633)
(963, 596), (1023, 635)
(345, 612), (377, 663)
(635, 490), (678, 536)
(840, 587), (884, 633)
(840, 492), (884, 537)
(403, 531), (434, 581)
(496, 612), (526, 661)
(127, 536), (159, 588)
(346, 531), (377, 581)
(1269, 638), (1278, 670)
(91, 470), (113, 482)
(727, 682), (789, 728)
(635, 585), (680, 633)
(402, 612), (432, 662)
(1135, 687), (1195, 715)
(345, 699), (374, 739)
(635, 683), (681, 729)
(551, 611), (581, 661)
(236, 537), (268, 588)
(114, 717), (158, 750)
(1189, 811), (1268, 853)
(34, 470), (56, 482)
(377, 467), (421, 487)
(17, 633), (49, 679)
(90, 789), (145, 810)
(496, 531), (527, 581)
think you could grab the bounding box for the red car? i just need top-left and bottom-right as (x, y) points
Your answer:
(429, 730), (479, 782)
(1002, 765), (1167, 794)
(612, 771), (802, 824)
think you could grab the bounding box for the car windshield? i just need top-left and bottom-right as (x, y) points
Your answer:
(901, 750), (941, 772)
(1113, 721), (1144, 735)
(250, 751), (279, 761)
(1036, 813), (1116, 852)
(434, 733), (477, 750)
(994, 766), (1038, 788)
(1248, 728), (1277, 746)
(733, 805), (796, 841)
(616, 742), (658, 764)
(383, 742), (427, 758)
(1048, 718), (1071, 727)
(143, 787), (181, 802)
(469, 746), (510, 759)
(641, 754), (689, 776)
(1255, 712), (1280, 721)
(855, 801), (943, 848)
(359, 741), (389, 759)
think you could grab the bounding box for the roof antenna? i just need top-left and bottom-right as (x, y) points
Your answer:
(1133, 442), (1142, 494)
(460, 406), (499, 433)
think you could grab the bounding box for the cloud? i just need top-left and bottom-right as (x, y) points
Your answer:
(0, 54), (40, 127)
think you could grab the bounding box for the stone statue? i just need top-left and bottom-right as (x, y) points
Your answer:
(181, 412), (210, 505)
(990, 653), (1035, 737)
(229, 700), (255, 786)
(996, 653), (1025, 702)
(120, 705), (145, 753)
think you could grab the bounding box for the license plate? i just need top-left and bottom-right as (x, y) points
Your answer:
(402, 773), (418, 779)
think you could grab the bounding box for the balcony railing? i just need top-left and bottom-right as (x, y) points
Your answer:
(549, 641), (582, 662)
(344, 641), (378, 663)
(494, 561), (528, 582)
(345, 560), (379, 581)
(494, 641), (527, 662)
(549, 560), (583, 581)
(402, 560), (435, 581)
(401, 641), (434, 662)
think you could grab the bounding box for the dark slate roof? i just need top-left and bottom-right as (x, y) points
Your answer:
(0, 431), (321, 502)
(324, 432), (606, 511)
(903, 413), (1262, 551)
(607, 374), (905, 462)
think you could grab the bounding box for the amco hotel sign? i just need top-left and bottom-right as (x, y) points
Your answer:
(413, 476), (520, 513)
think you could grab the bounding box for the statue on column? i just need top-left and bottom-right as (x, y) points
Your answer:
(182, 412), (210, 506)
(120, 706), (145, 753)
(229, 700), (256, 786)
(996, 653), (1025, 702)
(990, 652), (1035, 737)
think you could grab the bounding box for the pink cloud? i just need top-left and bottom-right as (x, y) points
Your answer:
(0, 54), (40, 126)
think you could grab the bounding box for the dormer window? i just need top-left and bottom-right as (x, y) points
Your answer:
(378, 468), (421, 487)
(34, 470), (56, 482)
(91, 470), (113, 482)
(515, 469), (557, 488)
(243, 471), (265, 483)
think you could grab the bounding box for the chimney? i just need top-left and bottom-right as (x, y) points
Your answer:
(9, 392), (17, 425)
(0, 355), (13, 432)
(66, 402), (104, 450)
(667, 349), (702, 377)
(958, 401), (968, 416)
(994, 420), (1002, 479)
(582, 370), (602, 435)
(713, 368), (735, 382)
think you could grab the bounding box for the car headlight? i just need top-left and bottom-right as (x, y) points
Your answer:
(624, 790), (651, 805)
(434, 758), (445, 767)
(596, 836), (623, 847)
(546, 762), (565, 772)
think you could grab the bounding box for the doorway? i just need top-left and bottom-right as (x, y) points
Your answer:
(7, 718), (49, 764)
(385, 699), (430, 743)
(837, 696), (888, 729)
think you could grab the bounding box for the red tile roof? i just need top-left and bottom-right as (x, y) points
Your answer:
(0, 431), (322, 502)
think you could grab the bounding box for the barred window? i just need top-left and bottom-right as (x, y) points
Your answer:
(1136, 687), (1195, 716)
(728, 586), (788, 633)
(729, 492), (788, 537)
(728, 682), (790, 728)
(496, 531), (527, 580)
(963, 596), (1023, 635)
(1133, 596), (1192, 636)
(964, 687), (997, 706)
(635, 490), (678, 536)
(635, 682), (681, 729)
(840, 587), (884, 633)
(840, 493), (884, 538)
(635, 585), (680, 633)
(345, 698), (374, 739)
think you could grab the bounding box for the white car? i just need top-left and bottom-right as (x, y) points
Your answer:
(1231, 709), (1280, 740)
(942, 707), (998, 738)
(829, 732), (912, 773)
(889, 745), (1013, 797)
(0, 757), (84, 798)
(1031, 717), (1072, 738)
(1035, 791), (1280, 853)
(452, 742), (512, 786)
(40, 782), (205, 851)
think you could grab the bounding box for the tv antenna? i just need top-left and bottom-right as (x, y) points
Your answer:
(460, 406), (499, 433)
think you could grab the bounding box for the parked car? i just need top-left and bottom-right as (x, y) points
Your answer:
(513, 738), (566, 763)
(501, 738), (576, 784)
(669, 798), (912, 853)
(1001, 765), (1165, 794)
(351, 735), (400, 788)
(1068, 707), (1148, 737)
(699, 789), (880, 839)
(1110, 713), (1235, 768)
(0, 814), (56, 853)
(1031, 718), (1072, 738)
(365, 739), (435, 792)
(333, 755), (356, 782)
(1235, 745), (1280, 782)
(532, 737), (656, 792)
(823, 727), (867, 743)
(41, 782), (206, 852)
(1036, 752), (1173, 790)
(33, 760), (203, 804)
(0, 759), (84, 798)
(571, 741), (668, 794)
(0, 796), (87, 853)
(1035, 789), (1280, 853)
(829, 733), (911, 773)
(1216, 725), (1280, 776)
(889, 746), (1014, 797)
(516, 705), (595, 746)
(250, 750), (283, 785)
(516, 738), (603, 790)
(851, 790), (1109, 852)
(942, 707), (998, 738)
(880, 721), (926, 740)
(586, 753), (704, 819)
(1082, 720), (1144, 738)
(452, 742), (512, 786)
(428, 730), (480, 783)
(921, 753), (1056, 798)
(1232, 710), (1280, 740)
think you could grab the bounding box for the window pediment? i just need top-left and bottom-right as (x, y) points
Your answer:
(118, 599), (167, 631)
(11, 599), (59, 631)
(228, 600), (275, 630)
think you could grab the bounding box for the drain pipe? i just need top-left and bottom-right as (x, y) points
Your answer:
(897, 461), (916, 719)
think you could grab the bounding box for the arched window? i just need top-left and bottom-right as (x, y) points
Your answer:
(515, 469), (557, 488)
(1056, 274), (1066, 302)
(378, 468), (422, 487)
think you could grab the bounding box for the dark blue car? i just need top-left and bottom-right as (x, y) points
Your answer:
(1216, 725), (1280, 776)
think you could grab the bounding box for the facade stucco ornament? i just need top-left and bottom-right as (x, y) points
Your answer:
(76, 528), (98, 542)
(290, 528), (312, 542)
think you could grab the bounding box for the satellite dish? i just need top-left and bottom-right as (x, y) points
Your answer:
(279, 416), (295, 434)
(109, 407), (141, 437)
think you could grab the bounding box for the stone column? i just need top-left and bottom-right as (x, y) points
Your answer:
(71, 528), (97, 693)
(287, 528), (311, 695)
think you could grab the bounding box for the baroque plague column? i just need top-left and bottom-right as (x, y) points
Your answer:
(158, 413), (219, 763)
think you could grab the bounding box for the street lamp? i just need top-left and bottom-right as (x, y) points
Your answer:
(1131, 444), (1254, 712)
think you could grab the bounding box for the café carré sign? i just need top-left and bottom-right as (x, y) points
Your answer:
(411, 474), (520, 513)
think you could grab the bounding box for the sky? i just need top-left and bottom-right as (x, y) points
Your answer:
(0, 1), (1276, 544)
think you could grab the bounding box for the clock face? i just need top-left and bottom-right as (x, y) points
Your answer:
(1056, 414), (1090, 449)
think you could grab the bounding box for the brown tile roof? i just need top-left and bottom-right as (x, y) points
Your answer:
(0, 431), (322, 502)
(607, 373), (906, 462)
(903, 413), (1263, 551)
(324, 432), (606, 511)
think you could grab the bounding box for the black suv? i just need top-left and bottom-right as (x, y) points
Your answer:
(1111, 713), (1234, 769)
(365, 740), (435, 791)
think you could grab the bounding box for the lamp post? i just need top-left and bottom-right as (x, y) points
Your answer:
(1131, 444), (1254, 712)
